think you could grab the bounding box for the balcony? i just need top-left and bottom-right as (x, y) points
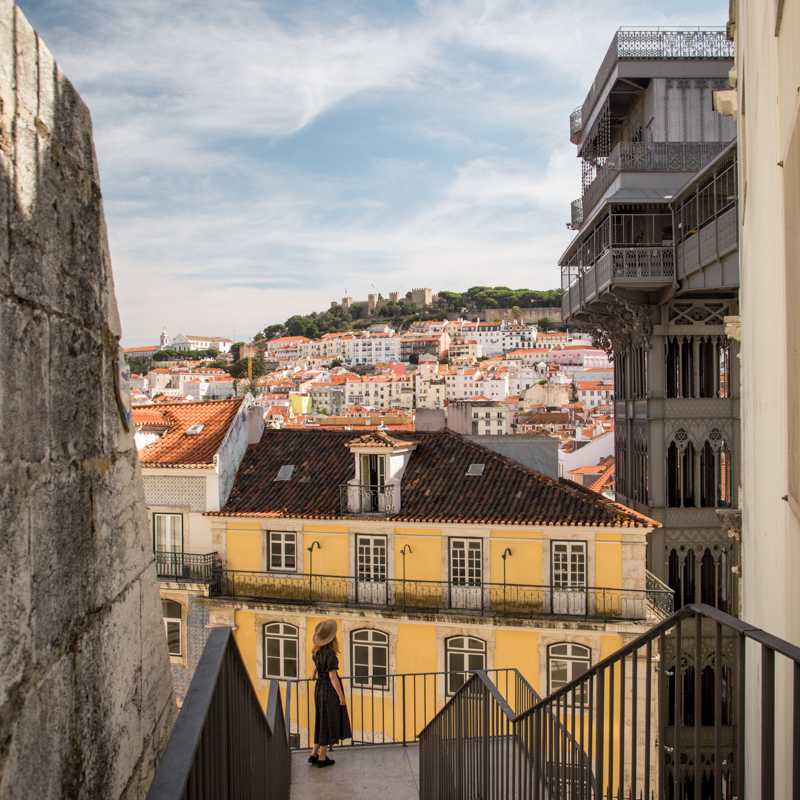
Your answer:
(216, 570), (673, 622)
(155, 549), (217, 582)
(582, 141), (730, 220)
(580, 29), (733, 131)
(339, 483), (396, 515)
(561, 246), (675, 319)
(569, 106), (582, 143)
(570, 198), (583, 229)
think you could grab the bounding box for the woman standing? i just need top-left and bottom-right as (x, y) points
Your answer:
(309, 619), (351, 767)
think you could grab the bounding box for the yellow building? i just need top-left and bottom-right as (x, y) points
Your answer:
(201, 429), (667, 746)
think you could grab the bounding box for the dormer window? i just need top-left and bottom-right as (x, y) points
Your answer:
(341, 432), (418, 516)
(186, 424), (204, 435)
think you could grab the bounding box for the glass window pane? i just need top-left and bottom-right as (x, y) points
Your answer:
(166, 621), (181, 656)
(285, 657), (298, 679)
(267, 639), (280, 659)
(373, 647), (387, 667)
(284, 640), (297, 660)
(468, 653), (484, 671)
(449, 653), (465, 672)
(267, 657), (281, 676)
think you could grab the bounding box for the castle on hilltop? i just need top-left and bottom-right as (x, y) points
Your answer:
(333, 287), (435, 314)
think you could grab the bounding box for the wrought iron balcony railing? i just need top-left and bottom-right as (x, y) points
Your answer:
(582, 141), (730, 218)
(339, 482), (396, 515)
(571, 198), (583, 229)
(155, 549), (217, 582)
(217, 569), (674, 622)
(581, 29), (733, 129)
(569, 106), (583, 141)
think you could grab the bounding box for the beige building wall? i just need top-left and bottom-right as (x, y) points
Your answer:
(729, 0), (800, 794)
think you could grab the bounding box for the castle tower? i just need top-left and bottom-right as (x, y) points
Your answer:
(389, 292), (400, 303)
(411, 288), (432, 308)
(367, 293), (378, 313)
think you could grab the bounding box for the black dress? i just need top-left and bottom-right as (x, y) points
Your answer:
(313, 648), (352, 746)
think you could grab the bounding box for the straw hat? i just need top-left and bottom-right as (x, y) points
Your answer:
(313, 619), (338, 646)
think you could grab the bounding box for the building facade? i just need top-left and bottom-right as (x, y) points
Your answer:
(201, 429), (668, 748)
(559, 29), (741, 615)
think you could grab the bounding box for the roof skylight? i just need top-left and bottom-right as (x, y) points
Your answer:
(274, 465), (295, 481)
(186, 424), (204, 435)
(466, 464), (485, 476)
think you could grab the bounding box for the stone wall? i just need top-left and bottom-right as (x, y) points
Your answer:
(482, 306), (563, 324)
(0, 4), (176, 799)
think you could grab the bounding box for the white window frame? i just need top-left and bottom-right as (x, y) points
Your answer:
(153, 512), (183, 554)
(162, 599), (182, 657)
(445, 636), (486, 695)
(351, 629), (390, 690)
(450, 538), (483, 586)
(263, 622), (299, 679)
(268, 531), (298, 573)
(551, 541), (587, 589)
(547, 642), (591, 703)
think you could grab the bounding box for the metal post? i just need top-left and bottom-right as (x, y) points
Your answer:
(401, 545), (411, 612)
(502, 548), (512, 616)
(308, 541), (320, 601)
(402, 675), (407, 747)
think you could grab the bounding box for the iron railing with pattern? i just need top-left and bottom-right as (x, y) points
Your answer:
(419, 668), (592, 800)
(583, 141), (730, 218)
(420, 603), (800, 800)
(562, 246), (674, 317)
(285, 668), (532, 750)
(570, 106), (583, 140)
(581, 30), (733, 128)
(646, 570), (675, 620)
(146, 626), (291, 800)
(155, 549), (217, 582)
(571, 198), (584, 229)
(218, 570), (674, 621)
(339, 482), (396, 514)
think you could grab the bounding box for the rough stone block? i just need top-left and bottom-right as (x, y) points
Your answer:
(0, 296), (49, 464)
(0, 463), (31, 710)
(0, 0), (16, 92)
(48, 316), (104, 461)
(29, 462), (93, 660)
(76, 582), (144, 800)
(0, 653), (77, 800)
(12, 6), (36, 120)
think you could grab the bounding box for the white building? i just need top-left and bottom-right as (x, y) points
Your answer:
(171, 333), (233, 352)
(349, 333), (401, 366)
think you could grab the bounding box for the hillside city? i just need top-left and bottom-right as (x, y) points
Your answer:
(124, 295), (616, 493)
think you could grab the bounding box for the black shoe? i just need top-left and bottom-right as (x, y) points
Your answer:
(317, 758), (336, 768)
(308, 755), (319, 764)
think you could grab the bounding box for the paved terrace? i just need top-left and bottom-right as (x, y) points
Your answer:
(291, 744), (419, 800)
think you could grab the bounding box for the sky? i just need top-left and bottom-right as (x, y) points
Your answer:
(17, 0), (728, 347)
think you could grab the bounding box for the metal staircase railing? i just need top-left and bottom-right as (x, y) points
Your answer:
(418, 603), (800, 799)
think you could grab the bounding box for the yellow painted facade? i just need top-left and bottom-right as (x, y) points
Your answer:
(205, 514), (656, 749)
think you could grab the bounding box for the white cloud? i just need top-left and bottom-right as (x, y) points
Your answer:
(16, 0), (729, 344)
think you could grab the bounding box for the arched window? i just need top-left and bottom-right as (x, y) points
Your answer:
(161, 599), (182, 657)
(445, 636), (486, 695)
(667, 432), (695, 508)
(263, 622), (298, 679)
(548, 643), (591, 703)
(351, 629), (389, 689)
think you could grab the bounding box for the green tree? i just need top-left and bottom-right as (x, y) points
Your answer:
(265, 324), (285, 340)
(229, 358), (267, 380)
(537, 317), (550, 332)
(285, 316), (308, 337)
(511, 306), (522, 319)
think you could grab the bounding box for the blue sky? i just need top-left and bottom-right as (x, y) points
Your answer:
(17, 0), (728, 346)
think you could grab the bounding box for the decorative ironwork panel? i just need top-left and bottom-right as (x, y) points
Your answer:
(339, 483), (396, 515)
(156, 550), (217, 582)
(569, 106), (582, 138)
(571, 198), (583, 228)
(699, 224), (717, 266)
(717, 206), (737, 254)
(144, 475), (207, 512)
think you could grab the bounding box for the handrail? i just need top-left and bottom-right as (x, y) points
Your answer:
(146, 627), (291, 800)
(219, 568), (673, 621)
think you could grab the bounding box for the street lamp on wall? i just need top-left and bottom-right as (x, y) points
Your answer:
(401, 545), (412, 611)
(308, 540), (321, 600)
(502, 548), (512, 615)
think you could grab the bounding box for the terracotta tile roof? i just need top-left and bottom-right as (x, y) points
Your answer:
(588, 463), (615, 494)
(210, 429), (656, 528)
(135, 398), (244, 467)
